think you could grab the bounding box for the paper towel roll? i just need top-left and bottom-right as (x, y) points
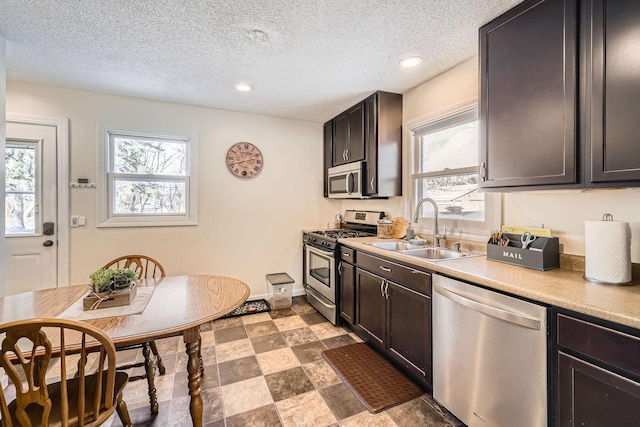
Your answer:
(585, 220), (632, 284)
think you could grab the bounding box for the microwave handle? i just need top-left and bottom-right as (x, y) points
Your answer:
(346, 172), (353, 194)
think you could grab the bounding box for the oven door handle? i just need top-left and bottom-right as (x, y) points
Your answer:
(306, 244), (334, 256)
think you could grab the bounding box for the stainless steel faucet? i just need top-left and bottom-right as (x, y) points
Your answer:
(413, 197), (447, 246)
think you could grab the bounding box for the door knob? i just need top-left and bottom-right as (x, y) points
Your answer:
(43, 240), (54, 247)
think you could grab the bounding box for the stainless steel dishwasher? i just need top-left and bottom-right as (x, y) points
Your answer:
(433, 274), (548, 427)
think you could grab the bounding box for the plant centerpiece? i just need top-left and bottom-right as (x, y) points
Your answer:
(85, 267), (138, 310)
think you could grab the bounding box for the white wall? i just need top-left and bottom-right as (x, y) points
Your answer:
(378, 56), (640, 261)
(6, 81), (341, 296)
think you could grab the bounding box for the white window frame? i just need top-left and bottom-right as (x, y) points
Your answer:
(405, 98), (501, 241)
(97, 125), (198, 227)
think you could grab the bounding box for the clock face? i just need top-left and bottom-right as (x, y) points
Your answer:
(226, 142), (264, 179)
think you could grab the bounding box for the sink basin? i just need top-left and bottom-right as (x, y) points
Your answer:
(399, 247), (483, 261)
(365, 241), (426, 251)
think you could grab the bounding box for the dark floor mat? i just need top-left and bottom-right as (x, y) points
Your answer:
(222, 299), (270, 318)
(322, 342), (423, 413)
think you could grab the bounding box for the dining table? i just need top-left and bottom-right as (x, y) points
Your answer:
(0, 274), (250, 427)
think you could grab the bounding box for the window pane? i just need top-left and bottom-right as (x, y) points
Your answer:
(416, 173), (485, 222)
(5, 144), (37, 235)
(420, 121), (478, 173)
(5, 193), (36, 234)
(113, 136), (186, 176)
(113, 179), (186, 214)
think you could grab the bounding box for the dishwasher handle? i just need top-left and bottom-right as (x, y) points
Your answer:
(435, 284), (541, 330)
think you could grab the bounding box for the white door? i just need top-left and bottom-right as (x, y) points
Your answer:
(4, 121), (58, 295)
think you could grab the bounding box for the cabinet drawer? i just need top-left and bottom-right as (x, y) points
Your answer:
(558, 314), (640, 377)
(357, 252), (431, 295)
(340, 247), (355, 263)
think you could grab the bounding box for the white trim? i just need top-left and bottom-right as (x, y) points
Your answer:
(96, 123), (198, 228)
(6, 113), (70, 286)
(404, 98), (502, 242)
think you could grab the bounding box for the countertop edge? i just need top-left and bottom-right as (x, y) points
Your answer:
(339, 237), (640, 331)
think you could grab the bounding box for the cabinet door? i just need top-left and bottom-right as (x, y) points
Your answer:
(356, 268), (386, 348)
(346, 103), (365, 163)
(387, 281), (431, 386)
(333, 112), (349, 166)
(364, 94), (378, 195)
(558, 352), (640, 426)
(479, 0), (578, 188)
(586, 0), (640, 184)
(323, 122), (332, 197)
(339, 262), (355, 325)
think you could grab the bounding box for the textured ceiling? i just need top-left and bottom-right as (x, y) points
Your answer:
(0, 0), (522, 122)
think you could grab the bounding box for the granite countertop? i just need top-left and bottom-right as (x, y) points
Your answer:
(339, 236), (640, 330)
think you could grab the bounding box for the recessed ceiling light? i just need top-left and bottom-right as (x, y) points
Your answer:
(399, 56), (423, 68)
(234, 83), (253, 92)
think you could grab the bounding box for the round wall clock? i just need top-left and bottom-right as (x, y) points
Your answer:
(226, 142), (264, 179)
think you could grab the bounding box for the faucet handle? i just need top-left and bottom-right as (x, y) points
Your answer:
(452, 242), (461, 252)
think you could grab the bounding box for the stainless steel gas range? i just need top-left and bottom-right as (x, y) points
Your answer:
(302, 210), (384, 324)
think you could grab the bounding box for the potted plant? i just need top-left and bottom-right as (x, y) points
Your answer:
(112, 268), (137, 290)
(89, 268), (115, 295)
(89, 268), (137, 294)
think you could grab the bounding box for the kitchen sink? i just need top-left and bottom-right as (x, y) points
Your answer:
(365, 241), (426, 251)
(365, 240), (483, 261)
(400, 247), (483, 261)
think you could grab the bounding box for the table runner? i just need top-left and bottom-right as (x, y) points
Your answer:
(58, 286), (155, 321)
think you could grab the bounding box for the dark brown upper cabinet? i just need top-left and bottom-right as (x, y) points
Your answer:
(480, 0), (640, 190)
(479, 0), (578, 189)
(332, 103), (365, 166)
(323, 122), (332, 197)
(324, 91), (402, 198)
(585, 0), (640, 185)
(364, 92), (403, 197)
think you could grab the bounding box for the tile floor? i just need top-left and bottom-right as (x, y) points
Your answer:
(107, 296), (463, 427)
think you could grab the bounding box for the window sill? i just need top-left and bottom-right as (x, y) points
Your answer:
(97, 216), (197, 228)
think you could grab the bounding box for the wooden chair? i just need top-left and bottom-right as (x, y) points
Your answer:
(0, 318), (132, 427)
(102, 254), (166, 414)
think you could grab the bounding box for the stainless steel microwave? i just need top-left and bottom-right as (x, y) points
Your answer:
(327, 161), (365, 198)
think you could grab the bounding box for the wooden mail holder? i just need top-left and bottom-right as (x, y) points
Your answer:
(83, 283), (137, 310)
(487, 233), (560, 271)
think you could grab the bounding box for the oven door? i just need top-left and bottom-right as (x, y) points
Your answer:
(304, 244), (336, 303)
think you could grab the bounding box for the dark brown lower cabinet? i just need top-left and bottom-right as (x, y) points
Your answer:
(558, 352), (640, 426)
(353, 251), (432, 389)
(557, 312), (640, 426)
(387, 281), (430, 385)
(338, 261), (355, 325)
(355, 268), (386, 348)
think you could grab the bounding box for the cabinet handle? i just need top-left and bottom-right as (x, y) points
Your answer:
(379, 266), (392, 272)
(345, 149), (350, 161)
(342, 253), (350, 257)
(384, 282), (390, 299)
(480, 162), (487, 181)
(338, 262), (342, 274)
(380, 280), (385, 298)
(370, 177), (375, 191)
(343, 149), (347, 161)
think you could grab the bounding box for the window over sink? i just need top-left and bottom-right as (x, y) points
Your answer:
(407, 99), (501, 240)
(97, 126), (198, 227)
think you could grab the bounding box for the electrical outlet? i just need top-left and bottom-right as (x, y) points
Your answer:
(70, 216), (79, 227)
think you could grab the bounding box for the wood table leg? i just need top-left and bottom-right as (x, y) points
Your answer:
(184, 326), (203, 427)
(143, 342), (159, 414)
